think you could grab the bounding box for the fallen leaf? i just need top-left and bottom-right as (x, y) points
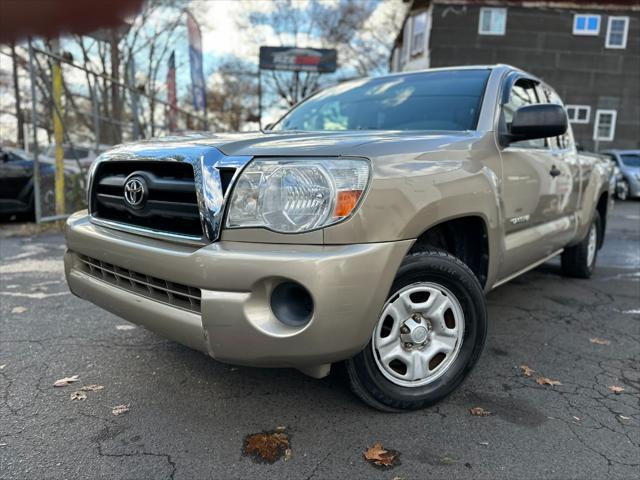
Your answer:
(469, 407), (491, 416)
(609, 385), (625, 394)
(573, 416), (581, 421)
(478, 441), (489, 446)
(80, 384), (104, 392)
(243, 430), (290, 463)
(53, 375), (79, 387)
(363, 441), (400, 468)
(115, 325), (135, 331)
(440, 455), (458, 465)
(70, 391), (87, 401)
(11, 306), (27, 314)
(536, 376), (562, 386)
(520, 365), (535, 377)
(590, 337), (611, 345)
(0, 364), (6, 370)
(618, 415), (630, 420)
(112, 404), (130, 416)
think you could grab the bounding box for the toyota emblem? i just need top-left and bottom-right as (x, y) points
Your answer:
(123, 176), (146, 209)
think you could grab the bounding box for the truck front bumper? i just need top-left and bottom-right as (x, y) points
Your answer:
(64, 213), (411, 371)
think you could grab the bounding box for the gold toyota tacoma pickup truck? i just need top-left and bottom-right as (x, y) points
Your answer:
(64, 65), (612, 411)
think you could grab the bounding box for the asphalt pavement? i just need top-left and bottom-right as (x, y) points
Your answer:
(1, 201), (639, 480)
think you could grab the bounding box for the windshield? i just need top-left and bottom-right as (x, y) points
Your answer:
(272, 69), (490, 132)
(620, 153), (640, 167)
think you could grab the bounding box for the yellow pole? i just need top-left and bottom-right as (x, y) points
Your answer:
(52, 50), (65, 215)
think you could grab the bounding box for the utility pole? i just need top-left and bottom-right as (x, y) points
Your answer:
(50, 38), (65, 216)
(110, 29), (122, 144)
(27, 39), (41, 222)
(10, 42), (24, 149)
(129, 58), (140, 140)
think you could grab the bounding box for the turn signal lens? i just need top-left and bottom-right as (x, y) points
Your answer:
(335, 190), (363, 217)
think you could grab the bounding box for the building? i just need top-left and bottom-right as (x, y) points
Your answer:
(390, 0), (639, 151)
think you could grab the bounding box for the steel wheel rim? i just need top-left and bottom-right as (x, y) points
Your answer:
(372, 282), (465, 388)
(587, 223), (597, 267)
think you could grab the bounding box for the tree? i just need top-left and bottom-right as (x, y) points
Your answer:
(10, 42), (24, 147)
(205, 59), (259, 132)
(239, 0), (405, 107)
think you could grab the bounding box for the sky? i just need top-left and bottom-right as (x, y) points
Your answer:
(0, 0), (404, 146)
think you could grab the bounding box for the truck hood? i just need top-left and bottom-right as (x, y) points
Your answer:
(104, 130), (478, 159)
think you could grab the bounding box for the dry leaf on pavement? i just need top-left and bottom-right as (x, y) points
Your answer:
(520, 365), (535, 377)
(115, 325), (136, 331)
(363, 441), (400, 468)
(53, 375), (79, 387)
(80, 385), (104, 392)
(469, 407), (491, 416)
(536, 376), (562, 386)
(283, 448), (292, 462)
(243, 430), (290, 463)
(70, 391), (87, 401)
(11, 306), (27, 314)
(608, 385), (625, 394)
(0, 364), (6, 370)
(112, 404), (130, 416)
(589, 338), (611, 345)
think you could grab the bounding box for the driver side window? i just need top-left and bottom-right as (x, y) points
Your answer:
(501, 79), (546, 149)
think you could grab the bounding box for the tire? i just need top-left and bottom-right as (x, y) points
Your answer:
(346, 248), (487, 412)
(616, 180), (629, 201)
(561, 211), (601, 279)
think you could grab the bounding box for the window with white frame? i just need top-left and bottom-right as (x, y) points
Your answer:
(479, 8), (507, 35)
(606, 16), (629, 48)
(593, 109), (617, 141)
(573, 14), (600, 35)
(566, 105), (591, 124)
(411, 12), (428, 56)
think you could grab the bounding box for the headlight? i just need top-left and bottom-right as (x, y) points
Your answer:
(226, 157), (370, 233)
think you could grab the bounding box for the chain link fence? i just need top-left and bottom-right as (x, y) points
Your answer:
(2, 39), (207, 223)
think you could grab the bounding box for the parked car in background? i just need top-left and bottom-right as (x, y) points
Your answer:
(601, 150), (640, 200)
(0, 147), (55, 219)
(39, 144), (109, 174)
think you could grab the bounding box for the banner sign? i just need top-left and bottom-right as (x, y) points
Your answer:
(186, 11), (206, 112)
(259, 47), (337, 73)
(166, 51), (177, 131)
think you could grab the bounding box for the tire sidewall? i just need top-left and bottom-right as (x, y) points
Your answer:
(586, 212), (601, 274)
(352, 253), (487, 408)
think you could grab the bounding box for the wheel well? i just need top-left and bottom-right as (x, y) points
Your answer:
(596, 192), (608, 248)
(409, 216), (489, 287)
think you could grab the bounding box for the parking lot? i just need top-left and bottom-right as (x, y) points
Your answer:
(1, 201), (638, 480)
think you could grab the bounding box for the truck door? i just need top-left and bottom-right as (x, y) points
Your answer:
(497, 78), (574, 281)
(537, 84), (581, 248)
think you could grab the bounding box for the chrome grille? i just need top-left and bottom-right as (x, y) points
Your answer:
(76, 254), (201, 313)
(90, 161), (205, 238)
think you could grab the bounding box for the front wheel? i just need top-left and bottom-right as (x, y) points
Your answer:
(346, 249), (487, 411)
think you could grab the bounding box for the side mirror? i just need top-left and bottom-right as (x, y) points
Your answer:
(504, 104), (567, 145)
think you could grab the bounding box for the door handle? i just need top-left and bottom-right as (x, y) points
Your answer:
(549, 165), (561, 177)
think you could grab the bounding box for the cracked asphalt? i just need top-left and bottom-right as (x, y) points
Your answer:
(1, 201), (639, 480)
